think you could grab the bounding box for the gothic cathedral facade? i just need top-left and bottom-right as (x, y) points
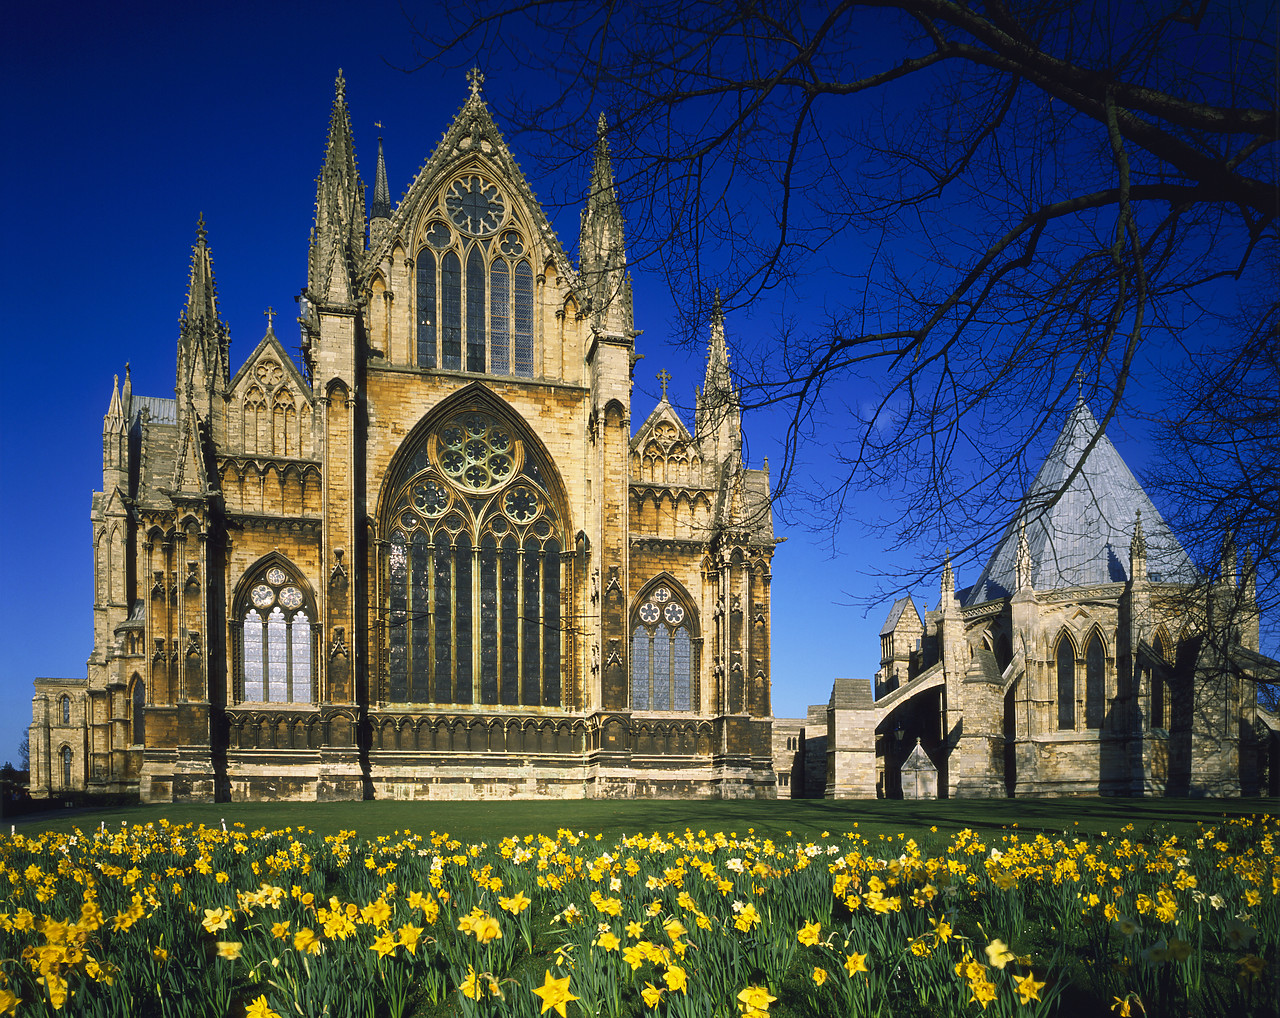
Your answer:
(29, 73), (778, 803)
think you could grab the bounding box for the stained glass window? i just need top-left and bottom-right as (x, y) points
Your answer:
(131, 679), (145, 745)
(237, 564), (314, 704)
(1085, 634), (1105, 729)
(466, 246), (486, 372)
(1056, 638), (1075, 730)
(491, 259), (510, 374)
(513, 261), (534, 376)
(243, 610), (265, 701)
(442, 251), (462, 370)
(384, 410), (562, 707)
(631, 586), (696, 711)
(416, 249), (436, 368)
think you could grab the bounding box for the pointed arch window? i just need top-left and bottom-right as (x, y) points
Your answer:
(1056, 636), (1075, 730)
(631, 584), (697, 711)
(414, 198), (535, 378)
(384, 408), (564, 706)
(1151, 633), (1169, 730)
(1085, 633), (1106, 729)
(61, 746), (72, 789)
(233, 564), (315, 704)
(130, 678), (145, 745)
(61, 695), (70, 725)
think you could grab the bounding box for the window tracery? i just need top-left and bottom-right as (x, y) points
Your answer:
(631, 583), (696, 711)
(415, 177), (535, 377)
(384, 408), (563, 707)
(234, 563), (314, 704)
(1055, 635), (1075, 730)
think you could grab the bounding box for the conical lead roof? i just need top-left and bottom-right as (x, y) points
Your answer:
(964, 401), (1197, 606)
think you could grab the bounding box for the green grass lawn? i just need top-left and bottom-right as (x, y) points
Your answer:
(11, 795), (1278, 845)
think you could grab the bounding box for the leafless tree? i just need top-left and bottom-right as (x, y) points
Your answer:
(408, 1), (1277, 633)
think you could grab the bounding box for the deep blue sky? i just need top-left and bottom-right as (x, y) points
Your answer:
(0, 0), (935, 765)
(0, 1), (1216, 767)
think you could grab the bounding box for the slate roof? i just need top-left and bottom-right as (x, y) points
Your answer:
(964, 401), (1196, 606)
(880, 596), (913, 636)
(131, 396), (177, 426)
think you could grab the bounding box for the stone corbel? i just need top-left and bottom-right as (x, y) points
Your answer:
(329, 626), (349, 661)
(604, 638), (621, 669)
(329, 548), (349, 593)
(185, 561), (200, 592)
(605, 566), (622, 602)
(151, 571), (165, 598)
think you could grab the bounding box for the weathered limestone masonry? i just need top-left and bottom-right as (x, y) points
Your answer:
(775, 400), (1279, 799)
(30, 71), (779, 803)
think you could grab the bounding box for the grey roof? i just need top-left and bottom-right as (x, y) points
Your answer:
(880, 595), (914, 636)
(131, 396), (177, 426)
(965, 401), (1196, 606)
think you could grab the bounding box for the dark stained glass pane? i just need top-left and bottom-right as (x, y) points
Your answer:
(653, 628), (671, 710)
(490, 259), (509, 375)
(131, 680), (145, 744)
(466, 246), (486, 372)
(513, 260), (533, 376)
(442, 251), (462, 370)
(500, 538), (519, 705)
(673, 627), (691, 710)
(434, 538), (452, 702)
(411, 532), (432, 702)
(455, 533), (473, 705)
(1085, 635), (1105, 729)
(543, 540), (560, 706)
(388, 531), (408, 702)
(1057, 639), (1075, 730)
(631, 627), (650, 710)
(522, 539), (541, 705)
(480, 535), (498, 705)
(415, 249), (436, 368)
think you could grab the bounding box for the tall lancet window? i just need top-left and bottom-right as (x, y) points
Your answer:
(1056, 635), (1076, 730)
(412, 176), (536, 378)
(384, 407), (565, 706)
(234, 563), (315, 704)
(631, 584), (696, 711)
(1085, 633), (1106, 729)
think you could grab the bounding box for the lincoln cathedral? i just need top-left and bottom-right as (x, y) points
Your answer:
(29, 71), (777, 802)
(29, 73), (1276, 803)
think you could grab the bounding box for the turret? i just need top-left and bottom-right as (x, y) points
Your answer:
(694, 291), (742, 470)
(176, 216), (230, 419)
(305, 69), (365, 311)
(369, 135), (391, 247)
(103, 370), (128, 491)
(1129, 509), (1147, 583)
(578, 113), (632, 338)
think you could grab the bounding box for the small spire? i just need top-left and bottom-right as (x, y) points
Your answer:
(1015, 517), (1032, 591)
(335, 68), (346, 98)
(371, 135), (391, 221)
(121, 362), (132, 410)
(1131, 508), (1147, 557)
(1220, 530), (1237, 587)
(941, 551), (955, 599)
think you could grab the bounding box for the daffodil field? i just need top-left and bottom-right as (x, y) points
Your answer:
(0, 814), (1276, 1017)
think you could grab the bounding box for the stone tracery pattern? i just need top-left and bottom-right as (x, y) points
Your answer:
(385, 409), (563, 708)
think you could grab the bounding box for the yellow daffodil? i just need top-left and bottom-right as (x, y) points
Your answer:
(532, 969), (580, 1017)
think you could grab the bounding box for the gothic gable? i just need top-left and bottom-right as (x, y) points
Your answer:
(362, 92), (576, 292)
(226, 329), (315, 460)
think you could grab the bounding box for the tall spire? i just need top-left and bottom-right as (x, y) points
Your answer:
(371, 135), (391, 220)
(177, 215), (230, 403)
(578, 112), (632, 337)
(695, 289), (741, 466)
(307, 69), (365, 306)
(1015, 517), (1033, 591)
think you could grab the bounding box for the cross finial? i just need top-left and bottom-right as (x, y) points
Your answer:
(1074, 368), (1084, 402)
(657, 369), (671, 400)
(373, 120), (383, 131)
(264, 306), (276, 330)
(467, 67), (485, 98)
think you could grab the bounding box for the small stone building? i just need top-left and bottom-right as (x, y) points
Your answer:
(29, 72), (778, 803)
(777, 400), (1278, 798)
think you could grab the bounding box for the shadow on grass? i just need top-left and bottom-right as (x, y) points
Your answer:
(10, 796), (1277, 845)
